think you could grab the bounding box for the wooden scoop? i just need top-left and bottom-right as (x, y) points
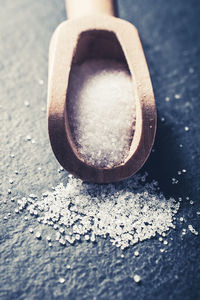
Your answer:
(47, 0), (157, 183)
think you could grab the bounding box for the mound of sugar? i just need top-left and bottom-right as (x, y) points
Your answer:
(67, 59), (136, 168)
(20, 173), (180, 250)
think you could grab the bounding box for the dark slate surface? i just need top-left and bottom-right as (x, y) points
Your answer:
(0, 0), (200, 299)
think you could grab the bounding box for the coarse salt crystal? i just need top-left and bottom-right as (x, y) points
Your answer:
(133, 275), (141, 283)
(58, 277), (65, 283)
(26, 135), (31, 141)
(35, 232), (41, 239)
(174, 94), (181, 99)
(24, 101), (30, 107)
(188, 225), (198, 236)
(59, 238), (66, 246)
(134, 251), (139, 257)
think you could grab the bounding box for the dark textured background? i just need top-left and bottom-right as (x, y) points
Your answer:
(0, 0), (200, 299)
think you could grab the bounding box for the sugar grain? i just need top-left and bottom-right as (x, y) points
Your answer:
(67, 59), (136, 168)
(18, 173), (180, 250)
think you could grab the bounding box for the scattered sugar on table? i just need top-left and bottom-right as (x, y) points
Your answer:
(17, 173), (180, 250)
(58, 277), (65, 284)
(133, 274), (141, 283)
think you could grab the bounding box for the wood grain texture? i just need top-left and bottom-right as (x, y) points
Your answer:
(47, 14), (157, 183)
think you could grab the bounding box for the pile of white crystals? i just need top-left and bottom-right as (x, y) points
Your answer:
(22, 173), (180, 250)
(67, 59), (136, 168)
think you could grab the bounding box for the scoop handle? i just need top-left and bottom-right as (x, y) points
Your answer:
(65, 0), (116, 19)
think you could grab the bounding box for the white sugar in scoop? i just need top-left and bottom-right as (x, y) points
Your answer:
(67, 59), (136, 168)
(48, 1), (157, 183)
